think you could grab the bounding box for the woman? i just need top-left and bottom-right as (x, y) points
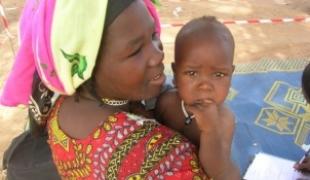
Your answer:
(1, 0), (240, 179)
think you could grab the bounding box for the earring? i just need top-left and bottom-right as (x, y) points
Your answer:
(181, 100), (195, 125)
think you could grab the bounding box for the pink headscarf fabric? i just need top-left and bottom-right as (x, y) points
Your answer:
(0, 0), (161, 107)
(0, 0), (38, 106)
(145, 0), (161, 35)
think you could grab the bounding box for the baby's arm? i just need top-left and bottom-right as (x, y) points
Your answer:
(155, 90), (235, 147)
(155, 89), (204, 145)
(156, 90), (239, 179)
(187, 103), (240, 180)
(155, 89), (185, 132)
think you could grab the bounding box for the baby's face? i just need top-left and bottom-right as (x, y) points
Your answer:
(173, 38), (234, 106)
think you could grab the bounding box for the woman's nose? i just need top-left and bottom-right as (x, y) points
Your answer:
(148, 37), (164, 67)
(157, 37), (163, 52)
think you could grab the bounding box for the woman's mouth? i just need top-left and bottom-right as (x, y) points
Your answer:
(150, 72), (165, 85)
(152, 73), (161, 80)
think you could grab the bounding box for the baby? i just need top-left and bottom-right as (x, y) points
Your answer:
(156, 16), (235, 146)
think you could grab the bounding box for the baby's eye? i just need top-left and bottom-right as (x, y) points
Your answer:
(214, 72), (225, 78)
(185, 71), (198, 77)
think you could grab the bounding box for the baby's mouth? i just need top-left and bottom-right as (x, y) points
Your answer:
(194, 99), (214, 105)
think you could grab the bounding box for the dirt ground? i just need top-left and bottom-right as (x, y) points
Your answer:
(0, 0), (310, 173)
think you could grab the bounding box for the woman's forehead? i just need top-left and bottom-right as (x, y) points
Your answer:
(104, 0), (154, 47)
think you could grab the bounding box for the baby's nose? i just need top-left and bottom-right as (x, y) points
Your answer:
(198, 77), (214, 91)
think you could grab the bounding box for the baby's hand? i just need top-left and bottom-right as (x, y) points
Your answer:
(186, 103), (235, 143)
(186, 102), (220, 133)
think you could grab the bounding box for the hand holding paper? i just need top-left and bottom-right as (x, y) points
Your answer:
(294, 145), (310, 173)
(244, 152), (310, 180)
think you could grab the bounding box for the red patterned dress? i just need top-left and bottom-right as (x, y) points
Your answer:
(47, 98), (208, 180)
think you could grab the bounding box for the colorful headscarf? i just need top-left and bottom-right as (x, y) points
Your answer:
(0, 0), (161, 107)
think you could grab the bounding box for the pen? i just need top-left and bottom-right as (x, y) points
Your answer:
(299, 147), (310, 164)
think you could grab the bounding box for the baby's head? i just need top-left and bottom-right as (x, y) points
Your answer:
(173, 16), (235, 106)
(302, 63), (310, 103)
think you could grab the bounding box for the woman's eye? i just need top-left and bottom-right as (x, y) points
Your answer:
(214, 72), (225, 77)
(185, 71), (197, 77)
(129, 47), (141, 57)
(152, 32), (157, 40)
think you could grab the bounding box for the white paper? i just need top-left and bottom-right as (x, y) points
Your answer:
(243, 152), (310, 180)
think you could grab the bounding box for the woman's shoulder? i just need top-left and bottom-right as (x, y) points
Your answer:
(47, 97), (161, 142)
(48, 105), (208, 179)
(48, 96), (114, 139)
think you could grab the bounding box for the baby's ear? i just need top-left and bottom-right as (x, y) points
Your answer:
(231, 65), (235, 73)
(171, 62), (176, 74)
(171, 63), (176, 87)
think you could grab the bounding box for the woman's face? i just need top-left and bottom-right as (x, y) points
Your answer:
(95, 0), (165, 101)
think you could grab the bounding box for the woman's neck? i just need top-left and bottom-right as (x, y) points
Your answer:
(77, 91), (130, 113)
